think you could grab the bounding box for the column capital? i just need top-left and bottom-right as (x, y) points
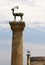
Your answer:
(9, 21), (25, 31)
(27, 52), (30, 56)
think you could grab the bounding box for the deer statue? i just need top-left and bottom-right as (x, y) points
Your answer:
(11, 6), (24, 21)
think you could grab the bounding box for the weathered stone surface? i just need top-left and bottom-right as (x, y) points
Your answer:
(31, 57), (45, 61)
(9, 21), (25, 31)
(9, 21), (25, 65)
(30, 57), (45, 65)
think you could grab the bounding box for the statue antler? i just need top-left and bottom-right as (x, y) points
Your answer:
(14, 6), (19, 9)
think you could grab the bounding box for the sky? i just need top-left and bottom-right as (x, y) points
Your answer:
(0, 0), (45, 65)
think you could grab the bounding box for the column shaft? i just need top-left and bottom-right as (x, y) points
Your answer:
(9, 22), (25, 65)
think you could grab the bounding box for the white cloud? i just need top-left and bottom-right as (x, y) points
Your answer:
(0, 23), (10, 30)
(0, 23), (9, 28)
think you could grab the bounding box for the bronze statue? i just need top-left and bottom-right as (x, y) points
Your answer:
(11, 6), (24, 21)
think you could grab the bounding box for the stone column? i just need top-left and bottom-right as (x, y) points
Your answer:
(9, 21), (25, 65)
(27, 51), (31, 65)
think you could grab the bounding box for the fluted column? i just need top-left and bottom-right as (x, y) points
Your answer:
(9, 21), (25, 65)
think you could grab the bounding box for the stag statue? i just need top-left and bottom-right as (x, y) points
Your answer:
(11, 6), (24, 21)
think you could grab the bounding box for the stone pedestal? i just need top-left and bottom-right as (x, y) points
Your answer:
(9, 21), (25, 65)
(27, 52), (30, 65)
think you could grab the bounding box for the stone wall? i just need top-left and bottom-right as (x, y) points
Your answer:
(30, 57), (45, 65)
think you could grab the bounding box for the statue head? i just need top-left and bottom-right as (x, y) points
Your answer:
(11, 6), (19, 11)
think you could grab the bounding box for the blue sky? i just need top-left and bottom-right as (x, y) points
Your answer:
(0, 0), (45, 65)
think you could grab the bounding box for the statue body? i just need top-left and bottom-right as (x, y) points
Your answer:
(11, 6), (24, 21)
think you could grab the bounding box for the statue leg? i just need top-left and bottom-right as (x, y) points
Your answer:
(21, 16), (23, 20)
(14, 16), (16, 21)
(21, 16), (23, 21)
